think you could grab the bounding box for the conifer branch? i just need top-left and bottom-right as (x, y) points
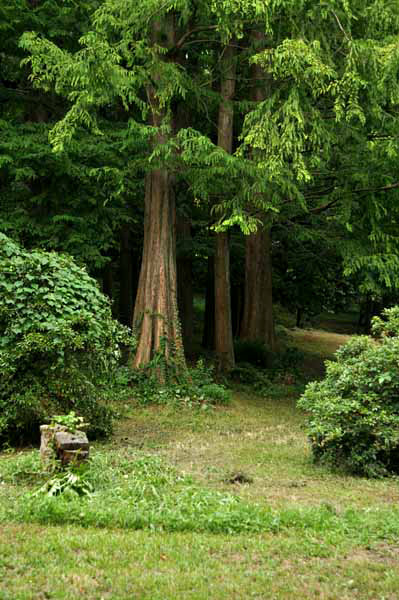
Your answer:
(175, 26), (218, 50)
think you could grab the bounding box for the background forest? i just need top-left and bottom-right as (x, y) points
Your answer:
(3, 0), (399, 372)
(3, 2), (399, 598)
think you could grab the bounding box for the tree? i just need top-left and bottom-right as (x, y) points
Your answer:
(20, 1), (192, 376)
(131, 14), (185, 371)
(214, 42), (237, 373)
(15, 0), (399, 382)
(239, 30), (276, 349)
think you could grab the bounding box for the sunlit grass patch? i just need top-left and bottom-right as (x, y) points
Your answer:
(287, 328), (351, 358)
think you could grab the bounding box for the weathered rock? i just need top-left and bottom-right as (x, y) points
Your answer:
(40, 425), (89, 465)
(54, 431), (89, 465)
(40, 425), (67, 463)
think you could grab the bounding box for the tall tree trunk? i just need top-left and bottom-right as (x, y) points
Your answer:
(214, 43), (236, 373)
(177, 214), (194, 357)
(132, 15), (185, 375)
(133, 169), (183, 370)
(240, 228), (276, 349)
(240, 30), (276, 350)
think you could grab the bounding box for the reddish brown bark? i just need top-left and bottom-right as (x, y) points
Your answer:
(240, 228), (276, 350)
(132, 15), (185, 373)
(215, 231), (234, 372)
(133, 168), (183, 369)
(240, 30), (276, 350)
(214, 44), (236, 373)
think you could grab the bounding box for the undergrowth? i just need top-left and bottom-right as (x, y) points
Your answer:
(1, 449), (399, 543)
(130, 358), (231, 407)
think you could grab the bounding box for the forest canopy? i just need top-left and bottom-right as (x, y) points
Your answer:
(1, 0), (399, 377)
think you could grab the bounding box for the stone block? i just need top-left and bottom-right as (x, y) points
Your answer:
(54, 431), (89, 465)
(40, 425), (89, 465)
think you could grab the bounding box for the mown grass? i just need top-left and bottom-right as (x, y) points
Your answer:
(1, 327), (399, 598)
(2, 522), (399, 600)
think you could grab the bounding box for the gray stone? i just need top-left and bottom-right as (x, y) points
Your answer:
(40, 425), (67, 463)
(40, 425), (89, 465)
(54, 431), (89, 465)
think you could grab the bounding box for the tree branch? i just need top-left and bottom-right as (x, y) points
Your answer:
(175, 25), (218, 49)
(354, 182), (399, 194)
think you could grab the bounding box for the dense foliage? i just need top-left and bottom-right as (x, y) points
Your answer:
(0, 234), (131, 442)
(298, 307), (399, 477)
(2, 0), (399, 384)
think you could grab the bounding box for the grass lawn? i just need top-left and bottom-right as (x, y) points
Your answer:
(1, 329), (399, 599)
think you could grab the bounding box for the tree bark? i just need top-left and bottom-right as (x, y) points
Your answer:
(240, 30), (276, 351)
(133, 169), (184, 370)
(240, 228), (276, 349)
(214, 43), (236, 373)
(132, 15), (185, 375)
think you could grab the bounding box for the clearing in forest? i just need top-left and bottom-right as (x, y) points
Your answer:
(1, 326), (399, 599)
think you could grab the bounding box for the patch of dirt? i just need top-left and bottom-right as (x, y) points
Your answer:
(225, 472), (254, 485)
(346, 545), (399, 566)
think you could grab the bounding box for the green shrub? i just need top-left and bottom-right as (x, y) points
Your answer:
(233, 339), (272, 368)
(271, 347), (305, 375)
(233, 339), (304, 382)
(132, 358), (231, 407)
(0, 234), (132, 443)
(200, 383), (230, 404)
(298, 307), (399, 477)
(230, 362), (273, 390)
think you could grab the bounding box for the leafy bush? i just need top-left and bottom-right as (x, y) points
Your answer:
(230, 362), (272, 389)
(132, 358), (231, 407)
(233, 338), (304, 383)
(298, 307), (399, 477)
(271, 347), (305, 375)
(200, 383), (230, 404)
(0, 234), (132, 443)
(233, 339), (272, 368)
(230, 362), (302, 399)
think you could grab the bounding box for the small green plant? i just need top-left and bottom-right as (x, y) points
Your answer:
(49, 411), (86, 432)
(0, 450), (45, 484)
(200, 383), (230, 404)
(33, 468), (93, 498)
(298, 306), (399, 477)
(230, 362), (272, 391)
(2, 449), (271, 532)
